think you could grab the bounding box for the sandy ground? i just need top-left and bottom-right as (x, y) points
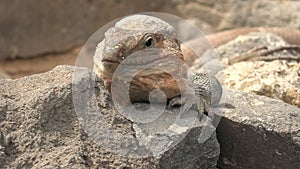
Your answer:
(0, 46), (81, 79)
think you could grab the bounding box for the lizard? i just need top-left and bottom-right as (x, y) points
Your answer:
(93, 14), (300, 120)
(93, 14), (219, 119)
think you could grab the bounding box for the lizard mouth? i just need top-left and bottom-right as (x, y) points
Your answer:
(101, 48), (184, 68)
(101, 55), (165, 66)
(101, 59), (120, 64)
(119, 52), (183, 66)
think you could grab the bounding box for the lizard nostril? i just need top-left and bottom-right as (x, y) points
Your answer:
(118, 51), (125, 60)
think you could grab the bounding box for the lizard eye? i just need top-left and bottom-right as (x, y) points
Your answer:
(144, 36), (153, 47)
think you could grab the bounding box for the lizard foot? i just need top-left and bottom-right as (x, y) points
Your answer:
(168, 95), (196, 112)
(168, 94), (206, 120)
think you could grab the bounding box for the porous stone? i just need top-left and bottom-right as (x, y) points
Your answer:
(217, 32), (300, 108)
(0, 65), (220, 168)
(217, 89), (300, 169)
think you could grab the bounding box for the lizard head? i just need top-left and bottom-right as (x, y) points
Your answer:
(94, 15), (186, 100)
(94, 15), (183, 79)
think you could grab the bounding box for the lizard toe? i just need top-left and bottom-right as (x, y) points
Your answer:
(168, 96), (182, 108)
(168, 95), (196, 113)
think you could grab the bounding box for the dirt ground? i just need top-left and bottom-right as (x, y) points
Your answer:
(0, 46), (81, 79)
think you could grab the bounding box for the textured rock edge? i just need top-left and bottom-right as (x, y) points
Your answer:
(217, 89), (300, 168)
(0, 65), (220, 169)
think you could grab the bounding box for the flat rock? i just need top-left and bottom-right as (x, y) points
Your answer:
(0, 65), (220, 168)
(217, 89), (300, 169)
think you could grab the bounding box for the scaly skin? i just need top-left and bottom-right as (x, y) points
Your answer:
(93, 14), (214, 116)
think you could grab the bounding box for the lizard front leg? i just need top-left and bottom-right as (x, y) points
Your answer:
(168, 72), (222, 120)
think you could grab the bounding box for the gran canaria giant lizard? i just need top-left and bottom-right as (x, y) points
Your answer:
(93, 14), (300, 119)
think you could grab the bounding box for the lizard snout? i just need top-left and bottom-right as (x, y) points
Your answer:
(102, 48), (124, 64)
(100, 49), (124, 76)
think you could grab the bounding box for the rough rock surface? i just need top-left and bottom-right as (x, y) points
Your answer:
(1, 64), (299, 169)
(0, 65), (220, 169)
(212, 31), (300, 168)
(223, 60), (300, 108)
(217, 89), (300, 169)
(216, 32), (300, 108)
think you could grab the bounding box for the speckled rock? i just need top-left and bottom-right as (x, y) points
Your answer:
(0, 65), (220, 169)
(217, 32), (300, 108)
(217, 89), (300, 169)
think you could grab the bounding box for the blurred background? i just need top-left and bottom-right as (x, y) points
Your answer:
(0, 0), (299, 79)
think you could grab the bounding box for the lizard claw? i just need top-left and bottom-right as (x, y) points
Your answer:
(168, 96), (181, 108)
(168, 94), (209, 121)
(168, 94), (197, 114)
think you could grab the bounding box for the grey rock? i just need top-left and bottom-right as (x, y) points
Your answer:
(133, 107), (220, 169)
(0, 65), (220, 168)
(218, 32), (300, 108)
(217, 89), (300, 169)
